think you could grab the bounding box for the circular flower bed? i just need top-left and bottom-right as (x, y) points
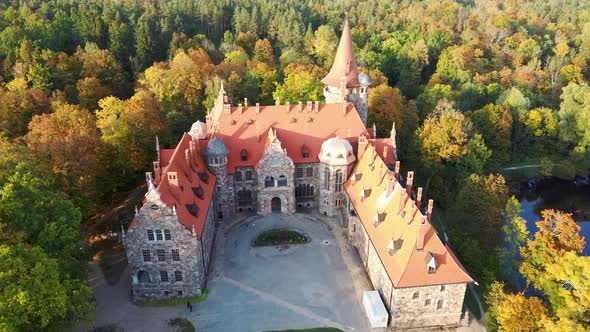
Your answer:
(253, 228), (310, 247)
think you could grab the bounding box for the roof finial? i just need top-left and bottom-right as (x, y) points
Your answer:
(172, 204), (177, 216)
(155, 135), (160, 157)
(373, 123), (377, 138)
(192, 223), (196, 236)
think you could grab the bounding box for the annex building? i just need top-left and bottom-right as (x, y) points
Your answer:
(123, 21), (473, 330)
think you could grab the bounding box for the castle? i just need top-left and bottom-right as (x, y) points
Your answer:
(123, 21), (473, 330)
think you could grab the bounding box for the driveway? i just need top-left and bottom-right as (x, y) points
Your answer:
(192, 213), (371, 331)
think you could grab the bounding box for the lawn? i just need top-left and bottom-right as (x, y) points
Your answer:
(253, 228), (310, 247)
(135, 289), (208, 307)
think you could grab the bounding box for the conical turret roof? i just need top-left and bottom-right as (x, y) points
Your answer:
(322, 19), (360, 88)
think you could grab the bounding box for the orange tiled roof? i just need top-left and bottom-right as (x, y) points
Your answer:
(344, 144), (473, 288)
(322, 20), (360, 88)
(205, 102), (370, 173)
(148, 133), (216, 238)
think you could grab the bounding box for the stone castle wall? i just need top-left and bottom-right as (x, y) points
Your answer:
(208, 160), (235, 222)
(124, 196), (212, 301)
(294, 163), (320, 208)
(256, 144), (295, 214)
(233, 166), (258, 212)
(319, 163), (350, 217)
(346, 204), (466, 329)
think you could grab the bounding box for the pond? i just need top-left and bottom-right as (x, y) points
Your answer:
(517, 178), (590, 256)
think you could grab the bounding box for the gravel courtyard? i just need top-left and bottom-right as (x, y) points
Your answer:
(192, 213), (371, 331)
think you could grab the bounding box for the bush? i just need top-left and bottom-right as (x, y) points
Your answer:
(554, 160), (576, 180)
(539, 158), (553, 177)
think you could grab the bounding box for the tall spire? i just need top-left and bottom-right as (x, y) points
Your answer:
(322, 19), (359, 88)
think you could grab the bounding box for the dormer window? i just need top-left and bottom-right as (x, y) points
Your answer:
(302, 144), (309, 158)
(240, 149), (248, 162)
(375, 212), (387, 222)
(425, 252), (438, 273)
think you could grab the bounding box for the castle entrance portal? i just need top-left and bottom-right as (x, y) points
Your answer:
(271, 197), (281, 213)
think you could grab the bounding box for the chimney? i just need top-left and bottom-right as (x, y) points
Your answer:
(394, 161), (400, 179)
(255, 102), (260, 113)
(298, 101), (303, 112)
(427, 199), (434, 222)
(358, 135), (368, 157)
(145, 172), (153, 186)
(406, 171), (414, 196)
(386, 173), (396, 196)
(307, 101), (312, 112)
(153, 162), (161, 183)
(340, 78), (347, 99)
(416, 187), (423, 208)
(244, 98), (248, 107)
(184, 149), (193, 172)
(285, 102), (290, 113)
(189, 140), (196, 161)
(417, 216), (427, 250)
(315, 101), (319, 113)
(383, 146), (388, 161)
(342, 102), (347, 115)
(223, 104), (231, 113)
(237, 103), (242, 114)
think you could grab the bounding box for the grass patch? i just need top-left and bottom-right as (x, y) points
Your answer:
(135, 289), (208, 307)
(253, 229), (310, 247)
(168, 318), (195, 332)
(266, 329), (343, 332)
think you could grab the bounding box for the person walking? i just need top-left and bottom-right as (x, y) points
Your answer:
(186, 301), (190, 311)
(189, 303), (193, 312)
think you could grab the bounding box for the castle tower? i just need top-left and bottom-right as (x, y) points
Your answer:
(205, 137), (234, 221)
(322, 19), (371, 124)
(318, 136), (356, 216)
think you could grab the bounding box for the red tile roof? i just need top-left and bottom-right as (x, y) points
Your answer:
(322, 20), (360, 88)
(344, 143), (473, 288)
(205, 102), (370, 173)
(142, 133), (216, 238)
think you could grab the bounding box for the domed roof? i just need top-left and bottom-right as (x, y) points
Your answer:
(188, 121), (207, 139)
(205, 137), (228, 156)
(358, 73), (371, 86)
(318, 136), (356, 166)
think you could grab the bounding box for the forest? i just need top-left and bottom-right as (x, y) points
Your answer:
(0, 0), (589, 330)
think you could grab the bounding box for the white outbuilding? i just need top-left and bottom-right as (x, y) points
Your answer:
(362, 290), (389, 328)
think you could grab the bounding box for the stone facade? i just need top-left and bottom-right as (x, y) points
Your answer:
(319, 163), (352, 216)
(123, 183), (216, 301)
(346, 205), (466, 330)
(294, 163), (320, 208)
(206, 149), (235, 222)
(256, 133), (295, 214)
(233, 166), (257, 212)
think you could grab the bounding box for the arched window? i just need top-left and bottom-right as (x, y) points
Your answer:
(437, 300), (444, 309)
(264, 176), (274, 188)
(335, 169), (343, 192)
(413, 292), (419, 299)
(278, 175), (287, 186)
(137, 270), (151, 283)
(324, 168), (331, 190)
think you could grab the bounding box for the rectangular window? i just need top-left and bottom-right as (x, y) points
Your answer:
(235, 172), (242, 182)
(245, 171), (253, 180)
(174, 270), (183, 281)
(440, 285), (446, 292)
(178, 290), (183, 296)
(147, 230), (154, 241)
(296, 167), (303, 178)
(164, 230), (171, 241)
(156, 230), (163, 241)
(157, 249), (166, 262)
(424, 299), (431, 306)
(164, 290), (169, 296)
(160, 271), (169, 282)
(437, 300), (444, 309)
(306, 167), (313, 177)
(142, 250), (151, 262)
(172, 249), (180, 261)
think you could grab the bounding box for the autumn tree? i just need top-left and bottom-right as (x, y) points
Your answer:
(499, 196), (528, 283)
(367, 84), (404, 138)
(312, 25), (338, 68)
(559, 82), (590, 152)
(272, 63), (324, 103)
(520, 210), (585, 310)
(25, 104), (100, 213)
(418, 100), (473, 167)
(496, 293), (549, 332)
(467, 104), (512, 163)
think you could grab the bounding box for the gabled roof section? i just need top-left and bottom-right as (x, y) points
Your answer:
(201, 102), (369, 173)
(150, 133), (216, 238)
(322, 19), (360, 88)
(344, 144), (473, 288)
